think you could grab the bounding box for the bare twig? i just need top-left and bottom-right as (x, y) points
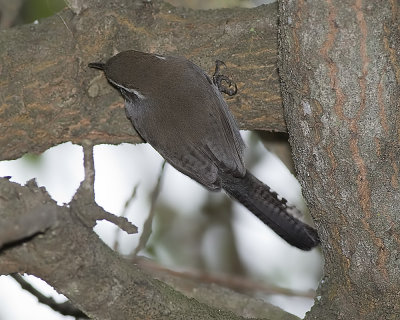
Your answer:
(70, 143), (138, 234)
(136, 256), (315, 299)
(81, 141), (95, 198)
(10, 274), (88, 318)
(113, 183), (139, 251)
(94, 207), (138, 234)
(132, 161), (166, 256)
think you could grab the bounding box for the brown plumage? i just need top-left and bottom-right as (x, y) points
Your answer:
(89, 50), (319, 250)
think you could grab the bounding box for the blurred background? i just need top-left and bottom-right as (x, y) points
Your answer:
(0, 0), (322, 319)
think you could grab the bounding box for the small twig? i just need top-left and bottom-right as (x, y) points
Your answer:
(113, 183), (139, 251)
(70, 142), (138, 234)
(81, 141), (95, 198)
(132, 161), (166, 256)
(10, 273), (88, 318)
(94, 207), (138, 234)
(135, 256), (316, 299)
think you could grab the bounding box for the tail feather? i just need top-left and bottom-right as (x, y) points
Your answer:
(221, 170), (319, 250)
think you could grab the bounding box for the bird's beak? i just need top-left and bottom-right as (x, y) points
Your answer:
(88, 62), (106, 70)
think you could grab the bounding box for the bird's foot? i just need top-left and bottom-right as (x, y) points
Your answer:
(212, 60), (237, 96)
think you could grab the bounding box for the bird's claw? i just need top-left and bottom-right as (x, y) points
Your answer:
(212, 60), (238, 96)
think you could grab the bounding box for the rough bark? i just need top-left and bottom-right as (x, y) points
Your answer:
(0, 179), (244, 320)
(0, 1), (304, 319)
(0, 0), (283, 162)
(279, 1), (400, 319)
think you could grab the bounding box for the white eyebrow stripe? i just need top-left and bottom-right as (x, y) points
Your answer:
(132, 89), (146, 100)
(108, 78), (146, 100)
(155, 55), (167, 60)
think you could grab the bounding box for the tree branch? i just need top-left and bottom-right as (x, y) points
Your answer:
(10, 273), (88, 318)
(136, 256), (314, 299)
(0, 179), (238, 319)
(132, 160), (166, 256)
(0, 0), (284, 162)
(70, 141), (138, 234)
(0, 192), (58, 250)
(0, 178), (299, 319)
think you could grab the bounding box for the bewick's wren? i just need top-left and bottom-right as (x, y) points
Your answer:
(89, 50), (319, 250)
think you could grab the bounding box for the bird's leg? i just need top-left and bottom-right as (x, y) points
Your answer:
(212, 60), (238, 96)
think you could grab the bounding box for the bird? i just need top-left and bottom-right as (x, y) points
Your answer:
(89, 50), (319, 250)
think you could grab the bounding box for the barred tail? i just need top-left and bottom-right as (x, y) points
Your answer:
(221, 171), (319, 250)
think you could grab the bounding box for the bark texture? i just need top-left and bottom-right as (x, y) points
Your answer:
(0, 1), (303, 319)
(0, 0), (283, 162)
(279, 1), (400, 319)
(0, 179), (245, 320)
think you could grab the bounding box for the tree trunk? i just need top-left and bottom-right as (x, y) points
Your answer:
(279, 1), (400, 319)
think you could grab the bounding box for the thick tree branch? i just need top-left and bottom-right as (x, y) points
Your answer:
(10, 273), (88, 318)
(0, 178), (237, 319)
(0, 178), (298, 319)
(0, 0), (283, 162)
(0, 194), (58, 250)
